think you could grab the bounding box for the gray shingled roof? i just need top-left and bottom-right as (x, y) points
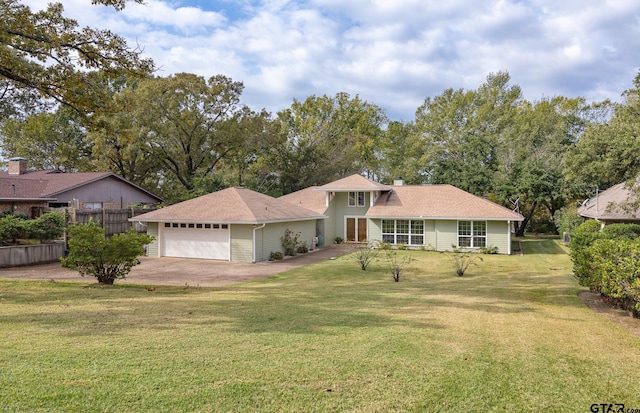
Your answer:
(316, 174), (391, 191)
(134, 187), (325, 224)
(578, 182), (640, 220)
(366, 185), (523, 220)
(0, 169), (161, 202)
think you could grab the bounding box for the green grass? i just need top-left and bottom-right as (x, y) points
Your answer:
(1, 239), (639, 412)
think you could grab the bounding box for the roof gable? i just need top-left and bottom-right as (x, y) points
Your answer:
(316, 174), (391, 192)
(0, 169), (162, 202)
(135, 187), (324, 223)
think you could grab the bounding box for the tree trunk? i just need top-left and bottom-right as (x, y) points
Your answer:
(516, 200), (538, 237)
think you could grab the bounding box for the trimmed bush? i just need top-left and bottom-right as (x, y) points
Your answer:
(569, 220), (603, 287)
(589, 238), (640, 315)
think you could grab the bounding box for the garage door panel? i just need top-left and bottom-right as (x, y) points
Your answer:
(163, 227), (230, 260)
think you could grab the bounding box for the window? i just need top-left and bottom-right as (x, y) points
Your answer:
(164, 223), (170, 228)
(188, 223), (195, 228)
(84, 202), (102, 211)
(348, 191), (366, 207)
(204, 224), (211, 229)
(381, 219), (424, 245)
(458, 221), (486, 248)
(221, 224), (228, 229)
(411, 220), (424, 245)
(196, 224), (203, 229)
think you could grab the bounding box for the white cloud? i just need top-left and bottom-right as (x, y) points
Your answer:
(18, 0), (640, 119)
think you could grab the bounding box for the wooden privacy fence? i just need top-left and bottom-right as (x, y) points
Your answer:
(45, 207), (154, 236)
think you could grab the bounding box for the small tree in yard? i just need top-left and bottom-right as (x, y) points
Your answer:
(352, 243), (379, 270)
(383, 249), (413, 282)
(61, 220), (154, 285)
(449, 248), (483, 277)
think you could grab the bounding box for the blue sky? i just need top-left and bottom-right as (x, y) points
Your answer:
(26, 0), (640, 120)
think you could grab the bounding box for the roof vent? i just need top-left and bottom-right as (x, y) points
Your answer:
(8, 157), (27, 175)
(393, 176), (405, 186)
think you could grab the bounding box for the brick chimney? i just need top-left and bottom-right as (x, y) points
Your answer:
(8, 158), (27, 175)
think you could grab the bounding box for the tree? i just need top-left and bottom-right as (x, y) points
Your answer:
(1, 0), (153, 113)
(413, 71), (522, 195)
(88, 77), (161, 188)
(377, 120), (423, 184)
(131, 73), (251, 201)
(61, 220), (153, 285)
(275, 92), (386, 194)
(1, 105), (93, 171)
(495, 96), (588, 235)
(564, 71), (640, 195)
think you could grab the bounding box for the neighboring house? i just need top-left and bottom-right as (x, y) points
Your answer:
(578, 182), (640, 224)
(137, 174), (522, 263)
(133, 187), (326, 262)
(0, 158), (162, 216)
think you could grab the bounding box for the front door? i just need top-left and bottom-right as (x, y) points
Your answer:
(346, 217), (367, 242)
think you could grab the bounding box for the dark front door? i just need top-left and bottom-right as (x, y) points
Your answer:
(346, 218), (367, 242)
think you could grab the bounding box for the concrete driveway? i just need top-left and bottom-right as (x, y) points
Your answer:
(0, 244), (351, 287)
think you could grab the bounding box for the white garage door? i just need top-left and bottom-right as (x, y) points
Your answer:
(162, 225), (230, 260)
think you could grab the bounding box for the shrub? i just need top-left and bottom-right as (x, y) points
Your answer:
(569, 220), (603, 287)
(480, 245), (498, 254)
(0, 214), (26, 245)
(334, 236), (344, 244)
(589, 238), (640, 315)
(281, 229), (301, 256)
(352, 243), (379, 270)
(270, 251), (284, 260)
(448, 248), (483, 277)
(553, 205), (584, 236)
(602, 223), (640, 240)
(296, 242), (309, 254)
(61, 220), (154, 285)
(383, 249), (413, 282)
(23, 212), (66, 242)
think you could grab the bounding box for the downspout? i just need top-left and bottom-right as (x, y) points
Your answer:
(507, 220), (511, 255)
(252, 223), (266, 263)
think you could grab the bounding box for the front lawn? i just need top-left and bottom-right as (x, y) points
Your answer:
(0, 239), (638, 412)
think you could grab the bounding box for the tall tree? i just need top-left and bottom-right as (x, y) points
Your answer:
(1, 0), (153, 113)
(377, 120), (423, 184)
(88, 78), (161, 188)
(496, 97), (588, 235)
(413, 71), (522, 195)
(564, 71), (640, 193)
(0, 105), (93, 171)
(130, 73), (257, 201)
(275, 93), (386, 194)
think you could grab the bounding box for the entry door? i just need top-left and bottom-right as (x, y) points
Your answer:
(346, 218), (367, 242)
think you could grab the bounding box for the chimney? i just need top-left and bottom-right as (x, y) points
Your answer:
(8, 157), (27, 175)
(393, 176), (405, 186)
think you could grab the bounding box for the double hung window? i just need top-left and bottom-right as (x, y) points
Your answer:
(458, 221), (486, 248)
(348, 191), (366, 207)
(381, 219), (424, 245)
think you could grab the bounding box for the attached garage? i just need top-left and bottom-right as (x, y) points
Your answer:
(162, 223), (230, 260)
(133, 187), (326, 263)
